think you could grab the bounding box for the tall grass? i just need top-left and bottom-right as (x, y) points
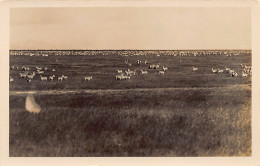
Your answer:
(9, 87), (251, 156)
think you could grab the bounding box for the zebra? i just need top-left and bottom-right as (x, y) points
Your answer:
(40, 75), (47, 81)
(84, 76), (93, 81)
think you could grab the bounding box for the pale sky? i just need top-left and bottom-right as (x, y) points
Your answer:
(10, 7), (251, 50)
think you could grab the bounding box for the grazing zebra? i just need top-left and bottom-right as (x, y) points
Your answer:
(242, 72), (248, 77)
(244, 65), (251, 69)
(217, 68), (224, 74)
(84, 76), (93, 81)
(159, 71), (165, 75)
(49, 75), (55, 81)
(121, 75), (131, 80)
(22, 66), (30, 71)
(40, 75), (47, 81)
(115, 75), (123, 80)
(225, 67), (230, 71)
(36, 66), (43, 70)
(192, 66), (198, 72)
(62, 75), (68, 80)
(211, 68), (218, 73)
(27, 74), (34, 79)
(149, 64), (160, 69)
(10, 77), (14, 82)
(229, 71), (238, 77)
(37, 70), (44, 74)
(58, 76), (63, 81)
(228, 69), (235, 74)
(125, 70), (131, 76)
(140, 69), (148, 75)
(20, 72), (29, 78)
(162, 66), (168, 72)
(137, 60), (141, 65)
(115, 75), (130, 80)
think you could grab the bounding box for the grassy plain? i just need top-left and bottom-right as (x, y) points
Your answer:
(9, 53), (251, 90)
(9, 51), (251, 156)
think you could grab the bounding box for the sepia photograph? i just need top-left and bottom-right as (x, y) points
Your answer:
(1, 1), (260, 165)
(8, 6), (253, 157)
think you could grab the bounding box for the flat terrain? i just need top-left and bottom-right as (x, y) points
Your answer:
(9, 52), (251, 90)
(9, 51), (251, 156)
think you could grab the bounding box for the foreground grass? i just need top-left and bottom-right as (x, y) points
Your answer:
(9, 87), (251, 156)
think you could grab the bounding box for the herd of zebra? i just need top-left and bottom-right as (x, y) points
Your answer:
(9, 58), (251, 83)
(115, 59), (169, 80)
(114, 58), (251, 81)
(210, 64), (252, 77)
(9, 65), (92, 83)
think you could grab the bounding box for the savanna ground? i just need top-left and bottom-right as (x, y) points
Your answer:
(9, 50), (251, 156)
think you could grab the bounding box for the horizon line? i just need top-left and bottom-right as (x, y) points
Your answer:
(9, 49), (252, 51)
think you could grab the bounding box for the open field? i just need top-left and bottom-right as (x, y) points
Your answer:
(9, 51), (251, 90)
(9, 50), (251, 156)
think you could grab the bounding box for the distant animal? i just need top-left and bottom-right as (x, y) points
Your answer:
(36, 66), (43, 70)
(117, 70), (123, 74)
(37, 70), (44, 74)
(19, 72), (29, 78)
(40, 75), (47, 81)
(140, 69), (148, 75)
(242, 72), (248, 77)
(225, 67), (230, 71)
(49, 75), (55, 81)
(58, 76), (63, 81)
(84, 76), (93, 81)
(228, 69), (235, 74)
(149, 64), (160, 69)
(162, 66), (168, 72)
(9, 77), (14, 82)
(22, 66), (30, 71)
(115, 75), (130, 80)
(217, 68), (224, 73)
(229, 71), (238, 77)
(62, 75), (68, 80)
(192, 66), (198, 72)
(159, 71), (165, 75)
(27, 74), (34, 79)
(125, 69), (136, 76)
(211, 68), (218, 73)
(244, 65), (251, 69)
